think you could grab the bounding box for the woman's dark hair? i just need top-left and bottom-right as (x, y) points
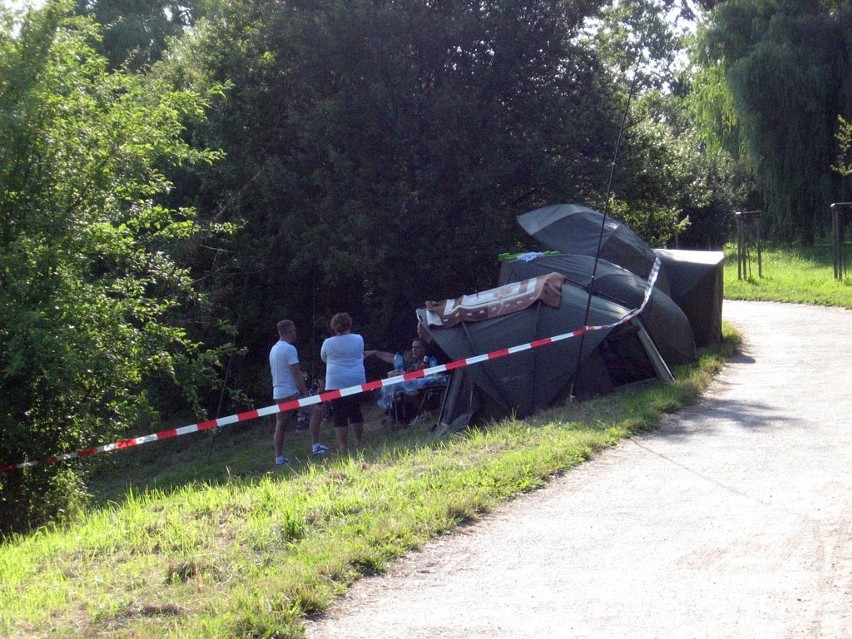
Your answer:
(330, 312), (352, 334)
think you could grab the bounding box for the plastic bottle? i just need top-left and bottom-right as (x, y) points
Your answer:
(393, 352), (404, 370)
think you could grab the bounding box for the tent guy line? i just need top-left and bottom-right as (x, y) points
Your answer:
(0, 260), (660, 474)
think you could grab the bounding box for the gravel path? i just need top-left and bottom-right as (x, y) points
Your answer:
(304, 301), (852, 639)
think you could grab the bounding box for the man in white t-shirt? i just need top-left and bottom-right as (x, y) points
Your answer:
(269, 319), (328, 465)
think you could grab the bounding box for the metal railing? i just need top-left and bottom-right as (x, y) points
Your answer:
(735, 210), (763, 280)
(831, 202), (852, 280)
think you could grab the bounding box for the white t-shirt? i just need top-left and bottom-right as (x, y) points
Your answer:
(269, 340), (300, 399)
(321, 333), (366, 390)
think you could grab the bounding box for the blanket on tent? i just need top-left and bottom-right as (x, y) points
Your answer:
(424, 272), (566, 327)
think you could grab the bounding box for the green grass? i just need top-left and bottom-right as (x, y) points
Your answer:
(723, 243), (852, 307)
(9, 241), (847, 638)
(1, 330), (738, 639)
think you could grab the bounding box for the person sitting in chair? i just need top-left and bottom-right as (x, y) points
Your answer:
(367, 338), (446, 422)
(417, 320), (449, 365)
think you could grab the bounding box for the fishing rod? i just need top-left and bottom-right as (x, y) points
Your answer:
(206, 300), (243, 459)
(570, 49), (644, 398)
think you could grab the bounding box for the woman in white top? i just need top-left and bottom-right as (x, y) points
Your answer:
(320, 312), (366, 452)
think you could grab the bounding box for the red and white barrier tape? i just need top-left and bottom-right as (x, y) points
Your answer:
(1, 259), (660, 473)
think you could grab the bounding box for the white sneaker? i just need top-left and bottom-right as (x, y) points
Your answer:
(275, 455), (289, 466)
(311, 443), (329, 457)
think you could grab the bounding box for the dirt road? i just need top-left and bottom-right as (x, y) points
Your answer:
(304, 301), (852, 639)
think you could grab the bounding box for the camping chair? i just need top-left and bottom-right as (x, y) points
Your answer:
(391, 378), (448, 426)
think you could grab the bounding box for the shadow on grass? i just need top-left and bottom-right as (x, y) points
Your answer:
(86, 331), (742, 511)
(84, 399), (449, 508)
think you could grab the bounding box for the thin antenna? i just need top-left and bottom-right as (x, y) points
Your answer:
(571, 53), (643, 397)
(310, 261), (319, 384)
(207, 287), (244, 459)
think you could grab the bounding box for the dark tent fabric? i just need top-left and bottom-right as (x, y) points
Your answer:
(497, 253), (696, 366)
(517, 204), (671, 295)
(417, 278), (673, 424)
(653, 249), (724, 347)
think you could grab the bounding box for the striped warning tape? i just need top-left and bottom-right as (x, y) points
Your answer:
(0, 259), (660, 473)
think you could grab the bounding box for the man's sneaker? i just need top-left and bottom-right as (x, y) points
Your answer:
(311, 443), (329, 458)
(275, 455), (289, 466)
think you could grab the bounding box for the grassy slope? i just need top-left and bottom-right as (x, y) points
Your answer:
(5, 242), (852, 638)
(0, 348), (738, 638)
(723, 243), (852, 307)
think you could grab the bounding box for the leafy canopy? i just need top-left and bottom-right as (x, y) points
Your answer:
(693, 0), (852, 242)
(0, 0), (224, 533)
(166, 0), (707, 388)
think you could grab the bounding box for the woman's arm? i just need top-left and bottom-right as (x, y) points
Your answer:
(365, 350), (395, 364)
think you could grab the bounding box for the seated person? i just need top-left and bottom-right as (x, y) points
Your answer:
(417, 320), (449, 365)
(366, 338), (447, 421)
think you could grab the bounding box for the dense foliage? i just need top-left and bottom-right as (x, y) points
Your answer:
(835, 115), (852, 177)
(694, 0), (852, 243)
(72, 0), (220, 70)
(6, 0), (838, 533)
(162, 0), (710, 395)
(0, 1), (226, 533)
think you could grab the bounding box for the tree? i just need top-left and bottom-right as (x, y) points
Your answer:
(164, 0), (634, 390)
(71, 0), (227, 70)
(834, 115), (852, 178)
(694, 0), (852, 243)
(587, 1), (702, 245)
(0, 0), (225, 534)
(156, 0), (710, 400)
(580, 0), (753, 249)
